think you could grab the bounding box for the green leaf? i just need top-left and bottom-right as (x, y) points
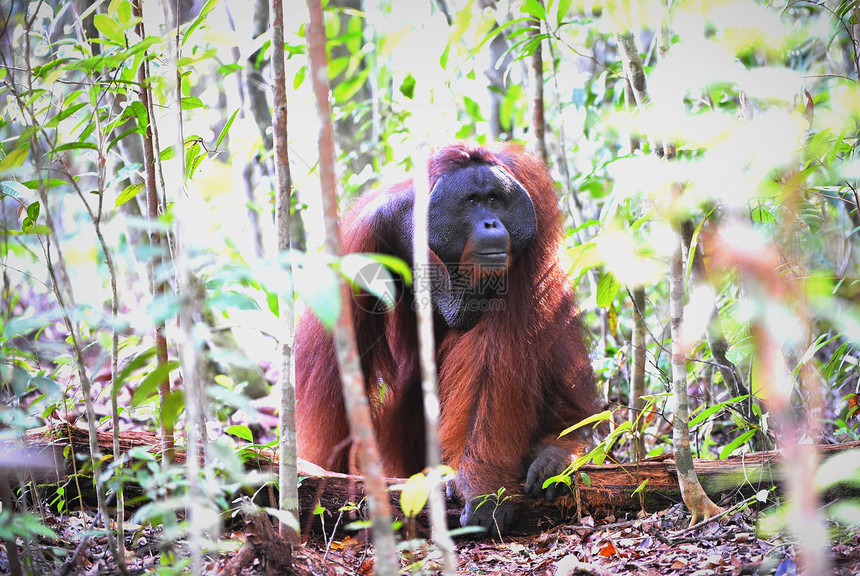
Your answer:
(750, 204), (774, 223)
(108, 126), (140, 153)
(182, 0), (219, 46)
(595, 271), (619, 308)
(161, 389), (185, 431)
(0, 147), (29, 173)
(556, 0), (573, 27)
(184, 141), (204, 180)
(688, 395), (749, 428)
(332, 68), (369, 102)
(719, 429), (756, 460)
(25, 201), (40, 222)
(45, 102), (88, 128)
(113, 0), (132, 25)
(399, 73), (416, 100)
(177, 48), (217, 68)
(225, 424), (253, 442)
(559, 410), (613, 437)
(631, 479), (648, 496)
(131, 361), (180, 406)
(94, 14), (126, 45)
(160, 145), (176, 161)
(521, 0), (546, 19)
(186, 143), (207, 180)
(400, 473), (429, 518)
(115, 183), (144, 207)
(127, 101), (149, 130)
(113, 347), (157, 393)
(21, 178), (67, 189)
(53, 142), (98, 152)
(293, 65), (306, 90)
(119, 36), (160, 60)
(2, 224), (50, 235)
(216, 108), (239, 150)
(180, 96), (205, 110)
(13, 513), (58, 540)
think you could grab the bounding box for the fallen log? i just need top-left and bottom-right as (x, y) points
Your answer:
(21, 424), (860, 535)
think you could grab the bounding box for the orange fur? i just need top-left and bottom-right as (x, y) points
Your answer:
(295, 142), (598, 504)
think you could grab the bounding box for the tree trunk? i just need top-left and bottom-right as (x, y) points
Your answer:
(667, 207), (724, 525)
(269, 0), (300, 542)
(630, 287), (647, 460)
(305, 1), (398, 573)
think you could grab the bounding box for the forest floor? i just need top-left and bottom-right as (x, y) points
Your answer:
(13, 500), (860, 575)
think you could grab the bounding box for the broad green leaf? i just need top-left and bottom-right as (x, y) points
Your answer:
(181, 96), (205, 110)
(2, 225), (50, 235)
(542, 473), (571, 490)
(108, 126), (141, 153)
(521, 0), (546, 20)
(160, 145), (176, 161)
(161, 389), (185, 431)
(399, 73), (416, 100)
(815, 449), (860, 490)
(0, 148), (28, 173)
(595, 271), (619, 308)
(400, 473), (429, 518)
(688, 395), (750, 428)
(114, 347), (157, 393)
(332, 68), (369, 102)
(21, 178), (67, 189)
(177, 48), (217, 68)
(115, 183), (144, 207)
(13, 513), (58, 540)
(127, 101), (149, 130)
(568, 241), (602, 281)
(293, 65), (306, 90)
(225, 424), (254, 442)
(719, 429), (756, 460)
(45, 102), (88, 128)
(131, 360), (180, 406)
(94, 14), (125, 45)
(556, 0), (574, 27)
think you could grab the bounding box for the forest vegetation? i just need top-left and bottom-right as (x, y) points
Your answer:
(1, 0), (859, 574)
